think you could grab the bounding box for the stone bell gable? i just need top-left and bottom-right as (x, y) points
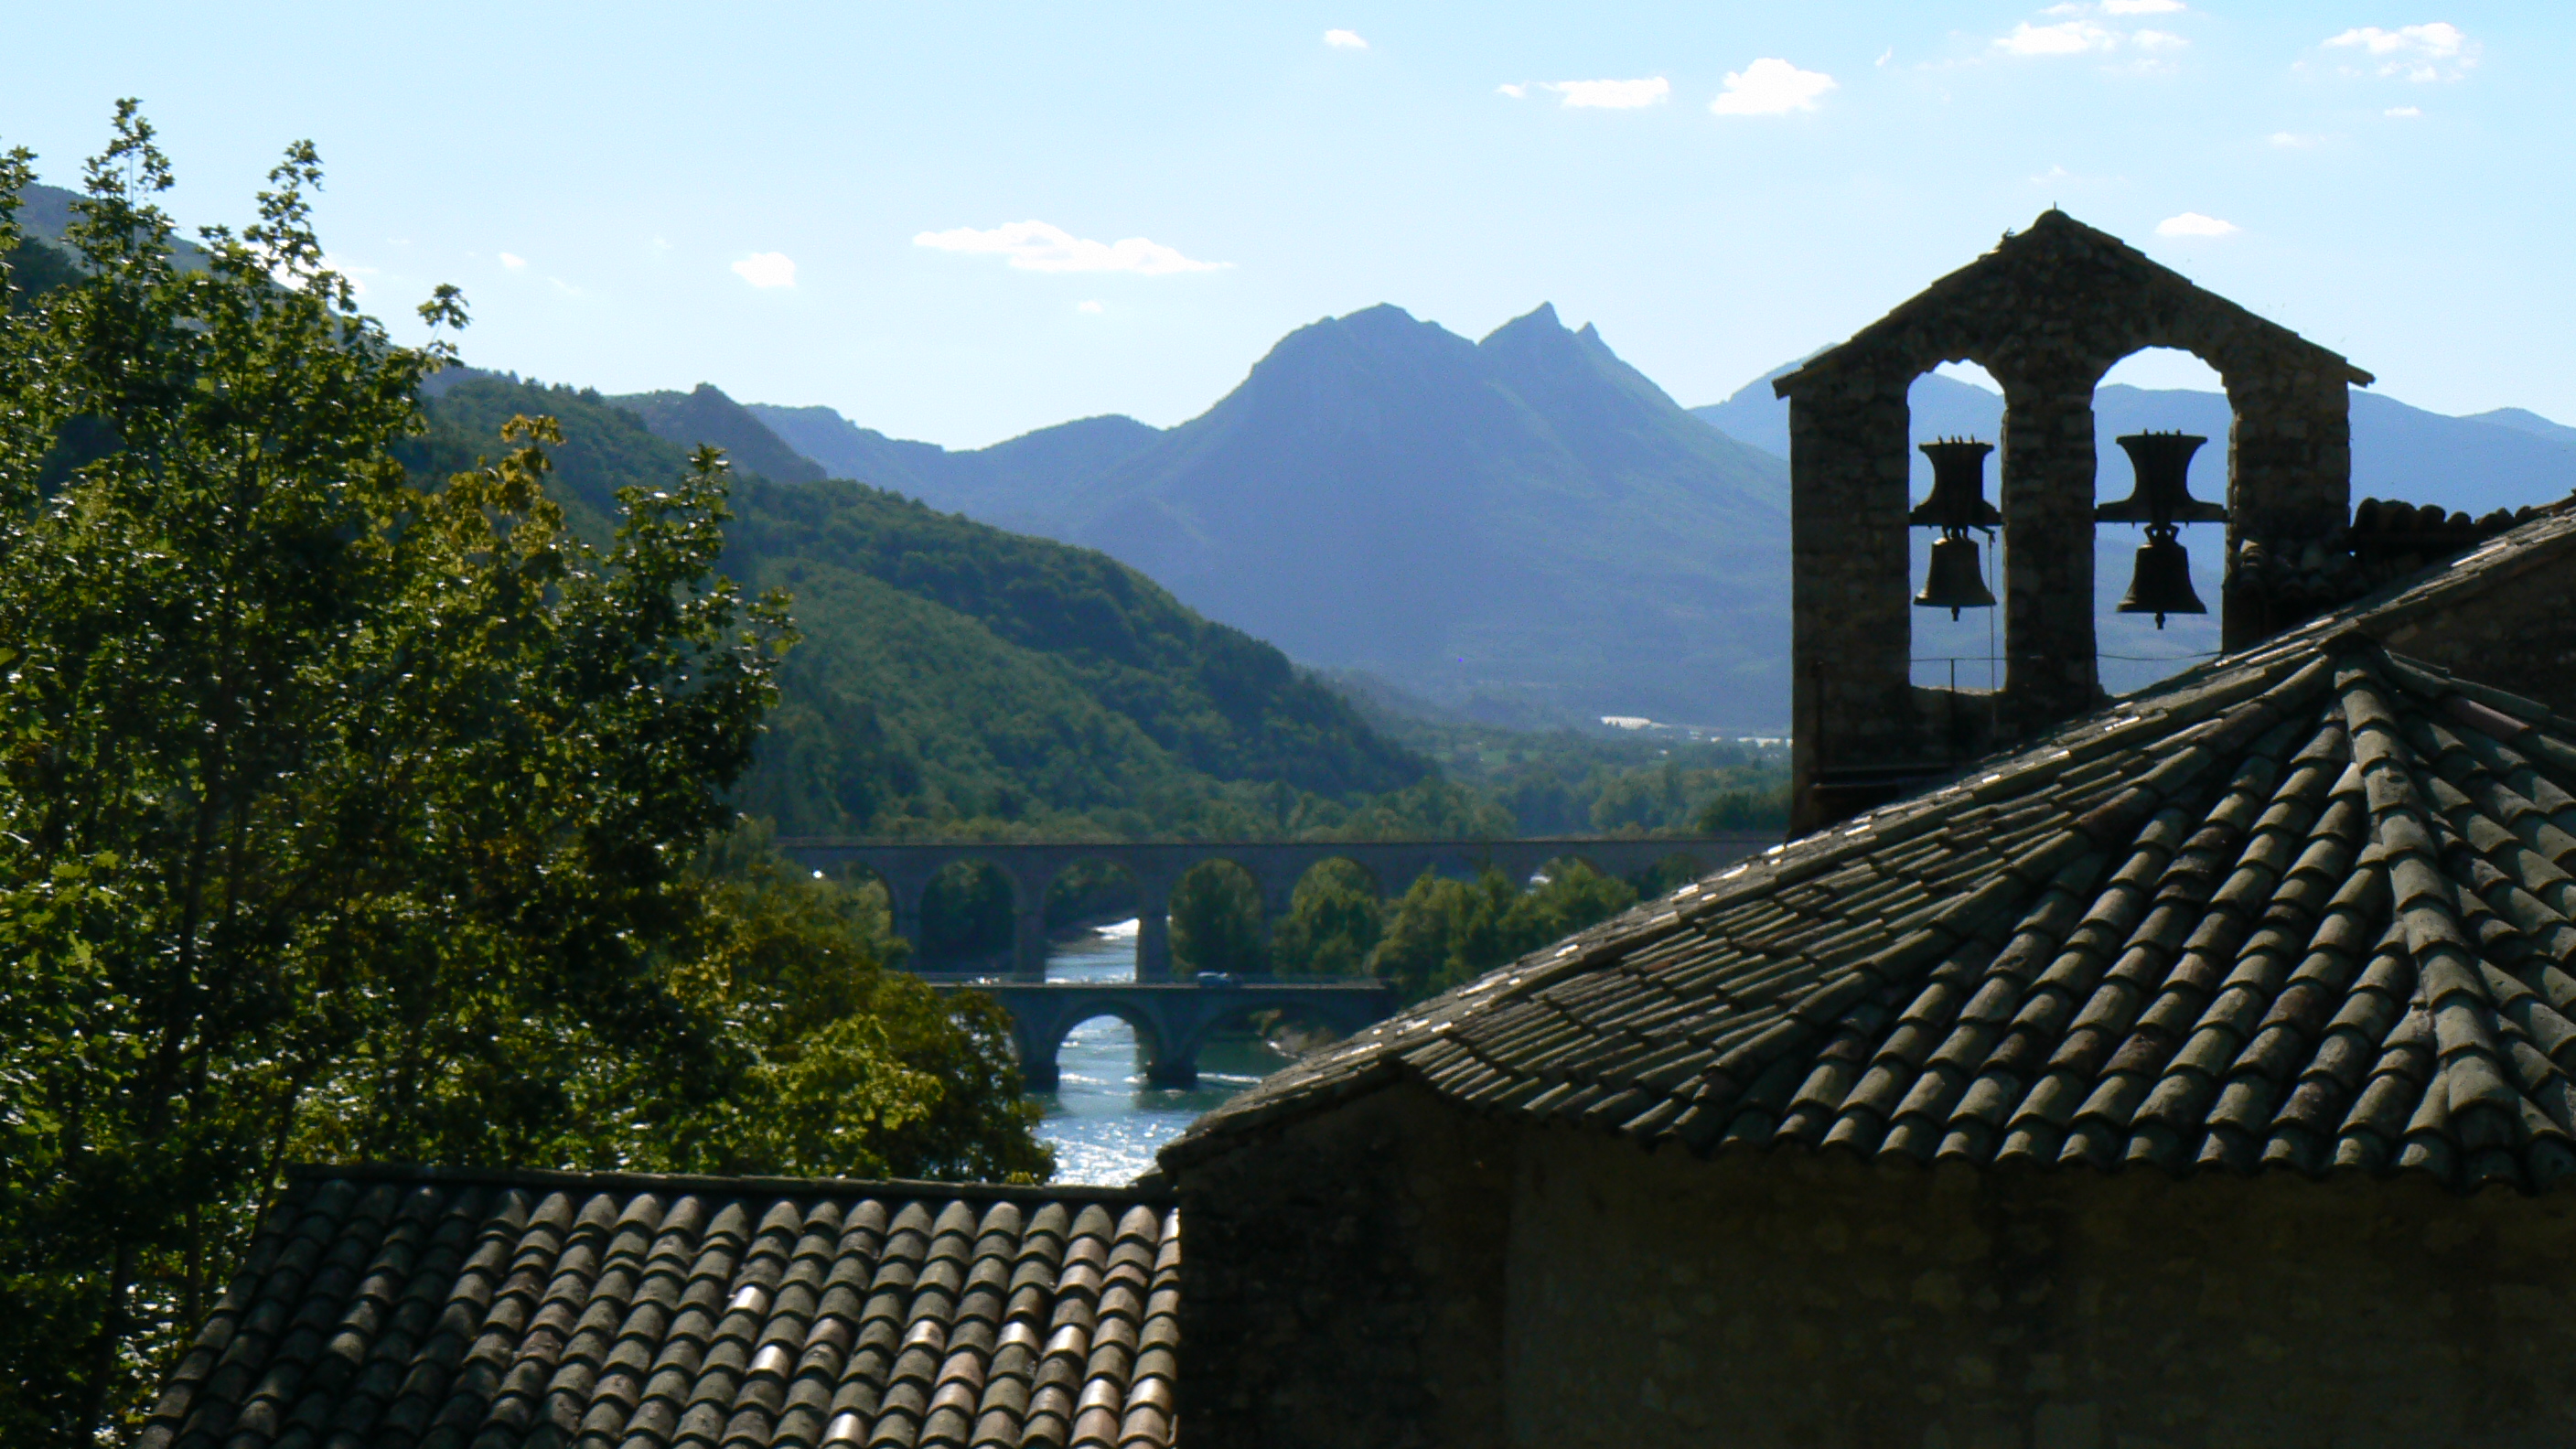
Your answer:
(1776, 210), (2374, 831)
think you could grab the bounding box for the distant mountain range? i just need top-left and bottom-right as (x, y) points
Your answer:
(614, 318), (2576, 727)
(710, 306), (1797, 730)
(395, 278), (2560, 730)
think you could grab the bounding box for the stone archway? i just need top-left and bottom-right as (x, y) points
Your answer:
(1021, 1000), (1175, 1092)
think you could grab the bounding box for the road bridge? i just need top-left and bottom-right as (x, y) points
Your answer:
(778, 833), (1777, 980)
(940, 979), (1395, 1089)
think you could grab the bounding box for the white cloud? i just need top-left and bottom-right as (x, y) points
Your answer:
(2102, 0), (2184, 13)
(1876, 47), (1894, 67)
(1324, 28), (1367, 49)
(1540, 77), (1670, 109)
(914, 220), (1229, 274)
(324, 256), (375, 296)
(1994, 15), (2185, 61)
(1497, 82), (1528, 98)
(1078, 300), (1104, 314)
(2155, 211), (2238, 238)
(2387, 104), (2423, 117)
(1709, 58), (1837, 115)
(732, 252), (797, 288)
(275, 254), (376, 297)
(499, 252), (528, 271)
(1997, 20), (2120, 55)
(2324, 22), (2476, 80)
(2268, 131), (2319, 147)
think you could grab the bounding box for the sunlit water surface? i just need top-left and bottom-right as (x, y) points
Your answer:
(1028, 919), (1294, 1186)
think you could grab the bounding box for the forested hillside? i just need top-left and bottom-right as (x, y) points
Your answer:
(402, 376), (1446, 838)
(610, 382), (828, 484)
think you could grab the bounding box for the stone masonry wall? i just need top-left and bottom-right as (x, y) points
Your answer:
(2371, 548), (2576, 723)
(1789, 382), (1918, 833)
(1506, 1126), (2576, 1449)
(1172, 1083), (1513, 1449)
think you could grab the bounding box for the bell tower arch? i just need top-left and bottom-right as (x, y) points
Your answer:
(1775, 210), (2372, 832)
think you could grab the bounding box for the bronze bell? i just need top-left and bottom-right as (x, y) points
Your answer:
(1911, 438), (2004, 530)
(2117, 529), (2205, 628)
(1916, 534), (1997, 620)
(1910, 437), (2000, 620)
(2096, 431), (2227, 525)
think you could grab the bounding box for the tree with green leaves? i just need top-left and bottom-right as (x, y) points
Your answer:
(1267, 858), (1385, 976)
(0, 108), (1045, 1444)
(1368, 861), (1638, 1004)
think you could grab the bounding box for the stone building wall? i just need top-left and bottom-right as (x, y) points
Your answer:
(2367, 535), (2576, 723)
(1505, 1126), (2576, 1449)
(1171, 1083), (1513, 1448)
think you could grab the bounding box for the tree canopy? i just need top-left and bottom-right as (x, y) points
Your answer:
(0, 109), (1046, 1444)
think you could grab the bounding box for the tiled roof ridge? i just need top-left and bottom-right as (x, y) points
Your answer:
(1174, 627), (2576, 1196)
(283, 1160), (1170, 1205)
(2349, 500), (2576, 639)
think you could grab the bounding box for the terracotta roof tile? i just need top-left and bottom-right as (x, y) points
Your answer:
(136, 1167), (1175, 1449)
(1179, 598), (2576, 1196)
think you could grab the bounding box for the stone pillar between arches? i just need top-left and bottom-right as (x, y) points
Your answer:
(1998, 371), (2103, 733)
(1136, 875), (1175, 982)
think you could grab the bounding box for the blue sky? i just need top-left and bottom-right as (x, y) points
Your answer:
(8, 5), (2562, 446)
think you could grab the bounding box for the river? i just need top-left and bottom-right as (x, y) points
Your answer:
(1028, 919), (1296, 1185)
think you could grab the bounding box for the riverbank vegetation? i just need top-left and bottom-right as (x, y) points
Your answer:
(0, 117), (1046, 1444)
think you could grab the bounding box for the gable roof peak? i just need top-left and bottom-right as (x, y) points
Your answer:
(1775, 209), (2370, 396)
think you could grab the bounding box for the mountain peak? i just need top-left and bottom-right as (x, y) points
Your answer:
(608, 381), (825, 484)
(1479, 302), (1568, 348)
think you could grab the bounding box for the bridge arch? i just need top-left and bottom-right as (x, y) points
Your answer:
(1039, 857), (1143, 940)
(1268, 856), (1388, 977)
(1018, 999), (1181, 1092)
(1170, 858), (1266, 977)
(918, 857), (1025, 971)
(1291, 853), (1385, 900)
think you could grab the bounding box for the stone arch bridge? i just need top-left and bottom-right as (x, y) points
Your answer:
(949, 980), (1395, 1089)
(776, 833), (1778, 981)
